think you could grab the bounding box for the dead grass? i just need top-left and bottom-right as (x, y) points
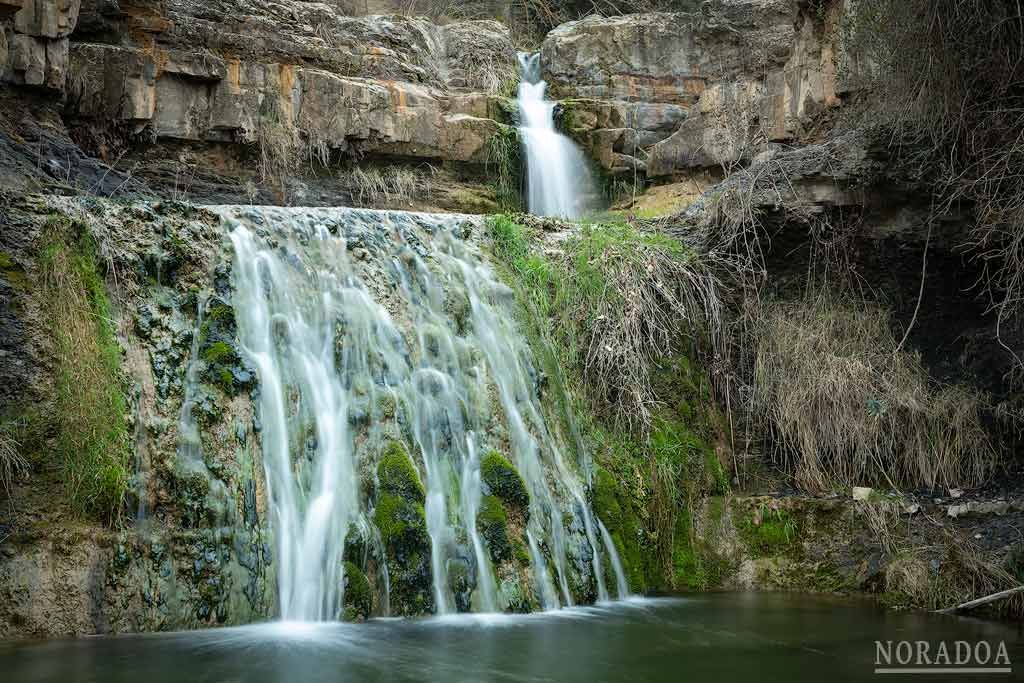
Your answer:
(754, 293), (994, 492)
(490, 215), (724, 430)
(0, 420), (28, 499)
(858, 499), (1024, 617)
(257, 97), (301, 189)
(341, 166), (434, 207)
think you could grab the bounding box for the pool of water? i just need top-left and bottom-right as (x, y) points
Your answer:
(2, 594), (1021, 682)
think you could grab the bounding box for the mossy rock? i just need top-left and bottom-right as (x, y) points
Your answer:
(481, 450), (529, 513)
(592, 466), (645, 591)
(373, 441), (431, 615)
(198, 301), (250, 395)
(477, 494), (512, 564)
(342, 561), (372, 621)
(378, 441), (425, 502)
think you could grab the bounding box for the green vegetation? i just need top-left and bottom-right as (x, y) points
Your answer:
(477, 494), (512, 563)
(37, 215), (130, 522)
(480, 450), (528, 512)
(0, 418), (29, 498)
(736, 505), (799, 558)
(373, 441), (431, 615)
(342, 561), (372, 621)
(487, 215), (727, 593)
(488, 214), (722, 430)
(377, 441), (425, 503)
(485, 126), (522, 213)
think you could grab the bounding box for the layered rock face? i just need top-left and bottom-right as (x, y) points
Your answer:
(0, 0), (519, 204)
(543, 0), (854, 177)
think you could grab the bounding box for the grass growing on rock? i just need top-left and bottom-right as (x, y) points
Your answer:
(488, 214), (723, 431)
(38, 215), (130, 522)
(487, 214), (728, 592)
(485, 127), (522, 213)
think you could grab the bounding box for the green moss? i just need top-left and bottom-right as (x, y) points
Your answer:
(202, 341), (235, 364)
(374, 441), (431, 615)
(478, 494), (512, 563)
(485, 214), (728, 594)
(513, 538), (531, 566)
(481, 450), (529, 512)
(36, 215), (130, 522)
(449, 187), (501, 214)
(736, 506), (800, 558)
(342, 561), (372, 620)
(592, 465), (647, 591)
(378, 441), (425, 502)
(0, 251), (27, 291)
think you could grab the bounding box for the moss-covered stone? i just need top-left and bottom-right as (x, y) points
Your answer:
(342, 561), (372, 621)
(373, 441), (431, 615)
(378, 441), (425, 502)
(481, 450), (529, 513)
(477, 494), (512, 564)
(592, 465), (645, 591)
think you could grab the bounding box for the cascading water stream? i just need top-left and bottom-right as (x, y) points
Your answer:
(517, 52), (597, 219)
(218, 206), (627, 621)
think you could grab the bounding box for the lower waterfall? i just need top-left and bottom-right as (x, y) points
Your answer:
(217, 206), (627, 620)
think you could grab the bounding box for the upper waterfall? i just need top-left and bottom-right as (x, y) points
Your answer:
(517, 53), (597, 219)
(216, 206), (627, 620)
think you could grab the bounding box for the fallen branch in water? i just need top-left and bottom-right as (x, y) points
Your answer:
(936, 586), (1024, 614)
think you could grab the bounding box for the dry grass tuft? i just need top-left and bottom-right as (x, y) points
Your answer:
(0, 420), (28, 499)
(490, 216), (724, 430)
(341, 166), (434, 207)
(754, 293), (994, 491)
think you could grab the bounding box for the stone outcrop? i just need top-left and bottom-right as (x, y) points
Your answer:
(543, 0), (856, 177)
(0, 0), (519, 204)
(63, 5), (515, 160)
(1, 0), (78, 89)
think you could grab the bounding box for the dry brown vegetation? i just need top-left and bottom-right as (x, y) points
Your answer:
(753, 293), (994, 492)
(858, 499), (1024, 617)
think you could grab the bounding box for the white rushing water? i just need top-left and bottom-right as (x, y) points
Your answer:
(517, 52), (597, 219)
(218, 207), (627, 621)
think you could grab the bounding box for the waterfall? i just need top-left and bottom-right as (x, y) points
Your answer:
(517, 52), (597, 219)
(217, 206), (627, 621)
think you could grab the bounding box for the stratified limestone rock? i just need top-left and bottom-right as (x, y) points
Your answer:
(59, 6), (515, 164)
(14, 0), (79, 38)
(2, 0), (78, 90)
(542, 1), (852, 177)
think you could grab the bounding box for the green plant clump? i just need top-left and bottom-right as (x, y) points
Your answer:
(737, 506), (799, 558)
(377, 441), (425, 503)
(38, 215), (130, 522)
(342, 561), (372, 621)
(373, 441), (432, 615)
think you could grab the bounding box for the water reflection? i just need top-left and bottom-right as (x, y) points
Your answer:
(2, 595), (1021, 682)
